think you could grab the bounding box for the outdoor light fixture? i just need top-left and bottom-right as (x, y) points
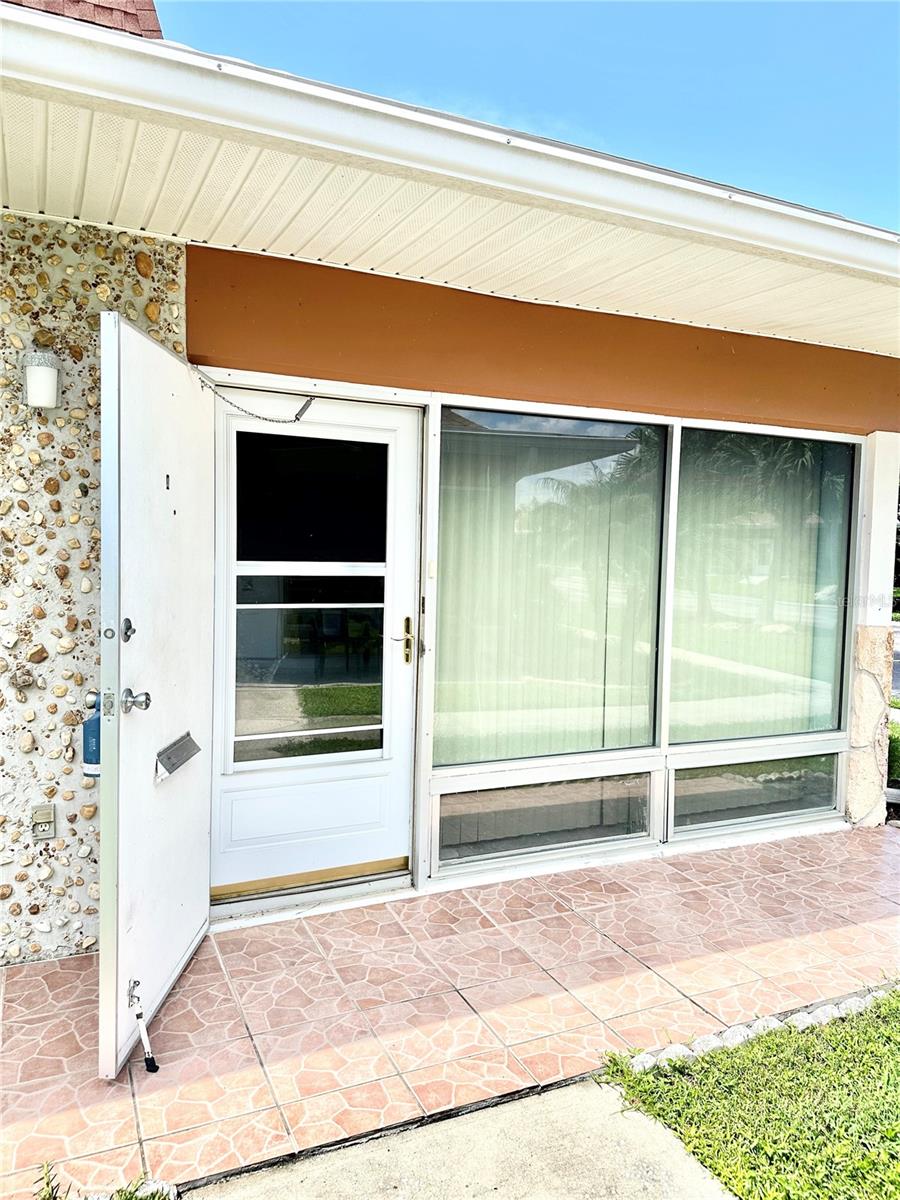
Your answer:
(22, 349), (63, 409)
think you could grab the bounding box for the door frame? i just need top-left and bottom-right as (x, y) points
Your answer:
(210, 372), (435, 898)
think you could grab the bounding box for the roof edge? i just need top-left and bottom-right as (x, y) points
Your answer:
(2, 5), (899, 282)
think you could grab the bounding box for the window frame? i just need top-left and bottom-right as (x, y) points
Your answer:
(428, 405), (861, 872)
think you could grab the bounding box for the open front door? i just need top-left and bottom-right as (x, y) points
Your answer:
(98, 314), (214, 1078)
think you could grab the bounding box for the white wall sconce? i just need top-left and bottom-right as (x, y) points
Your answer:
(23, 350), (63, 409)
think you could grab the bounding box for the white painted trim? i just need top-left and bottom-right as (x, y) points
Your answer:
(5, 5), (898, 284)
(858, 431), (900, 625)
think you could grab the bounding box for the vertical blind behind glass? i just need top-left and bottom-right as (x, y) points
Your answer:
(670, 431), (853, 742)
(434, 410), (665, 765)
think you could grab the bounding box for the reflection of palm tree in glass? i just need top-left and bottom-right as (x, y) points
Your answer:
(520, 429), (664, 737)
(670, 429), (853, 739)
(680, 431), (850, 632)
(530, 430), (662, 642)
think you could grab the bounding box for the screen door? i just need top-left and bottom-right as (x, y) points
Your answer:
(211, 395), (421, 899)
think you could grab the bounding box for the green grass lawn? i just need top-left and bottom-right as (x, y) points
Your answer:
(605, 990), (900, 1200)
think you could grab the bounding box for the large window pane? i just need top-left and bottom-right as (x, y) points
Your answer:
(434, 410), (665, 765)
(671, 431), (853, 742)
(673, 754), (837, 829)
(440, 773), (649, 861)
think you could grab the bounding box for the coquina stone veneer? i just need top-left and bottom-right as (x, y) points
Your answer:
(0, 212), (184, 962)
(846, 624), (894, 826)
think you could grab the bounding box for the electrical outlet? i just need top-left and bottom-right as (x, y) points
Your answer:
(31, 803), (55, 841)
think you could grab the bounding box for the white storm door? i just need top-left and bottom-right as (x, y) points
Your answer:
(98, 314), (214, 1078)
(212, 395), (421, 898)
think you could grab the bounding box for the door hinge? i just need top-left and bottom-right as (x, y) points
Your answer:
(128, 979), (159, 1073)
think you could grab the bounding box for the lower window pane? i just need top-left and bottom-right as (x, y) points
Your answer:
(673, 754), (837, 829)
(439, 773), (649, 861)
(234, 729), (383, 762)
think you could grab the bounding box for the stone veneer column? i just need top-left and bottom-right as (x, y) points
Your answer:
(0, 213), (185, 962)
(845, 431), (900, 826)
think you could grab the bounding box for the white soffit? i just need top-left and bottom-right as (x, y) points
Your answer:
(2, 7), (899, 357)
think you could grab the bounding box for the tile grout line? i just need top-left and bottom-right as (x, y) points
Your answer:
(2, 830), (897, 1193)
(126, 1059), (151, 1177)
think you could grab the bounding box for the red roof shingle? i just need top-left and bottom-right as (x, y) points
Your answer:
(2, 0), (162, 38)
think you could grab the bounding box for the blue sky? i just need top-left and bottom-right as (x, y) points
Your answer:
(157, 2), (899, 231)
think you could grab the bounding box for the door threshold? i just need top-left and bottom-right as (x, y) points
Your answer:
(209, 869), (413, 930)
(210, 857), (409, 904)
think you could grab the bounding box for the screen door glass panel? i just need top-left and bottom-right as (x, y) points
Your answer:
(236, 431), (388, 561)
(234, 432), (388, 763)
(235, 609), (383, 735)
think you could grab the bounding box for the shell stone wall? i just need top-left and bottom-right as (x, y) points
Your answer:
(0, 211), (184, 963)
(846, 624), (894, 826)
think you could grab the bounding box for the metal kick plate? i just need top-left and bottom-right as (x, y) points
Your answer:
(156, 731), (200, 779)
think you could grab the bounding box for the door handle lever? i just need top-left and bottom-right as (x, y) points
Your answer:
(121, 688), (152, 714)
(390, 617), (414, 664)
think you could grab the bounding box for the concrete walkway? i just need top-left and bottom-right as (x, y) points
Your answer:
(190, 1079), (733, 1200)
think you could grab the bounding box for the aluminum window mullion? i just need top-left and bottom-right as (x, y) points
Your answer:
(839, 442), (864, 734)
(655, 423), (681, 828)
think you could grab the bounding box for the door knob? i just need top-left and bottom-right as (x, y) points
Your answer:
(121, 688), (151, 714)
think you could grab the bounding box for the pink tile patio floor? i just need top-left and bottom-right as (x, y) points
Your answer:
(2, 827), (898, 1195)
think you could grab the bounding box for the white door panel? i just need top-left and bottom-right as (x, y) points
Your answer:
(212, 395), (420, 896)
(225, 772), (390, 844)
(98, 314), (214, 1078)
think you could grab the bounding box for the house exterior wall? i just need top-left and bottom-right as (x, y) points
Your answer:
(0, 211), (184, 963)
(0, 218), (895, 967)
(188, 247), (897, 834)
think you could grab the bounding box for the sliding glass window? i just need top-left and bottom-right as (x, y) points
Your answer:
(670, 431), (853, 743)
(434, 410), (665, 766)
